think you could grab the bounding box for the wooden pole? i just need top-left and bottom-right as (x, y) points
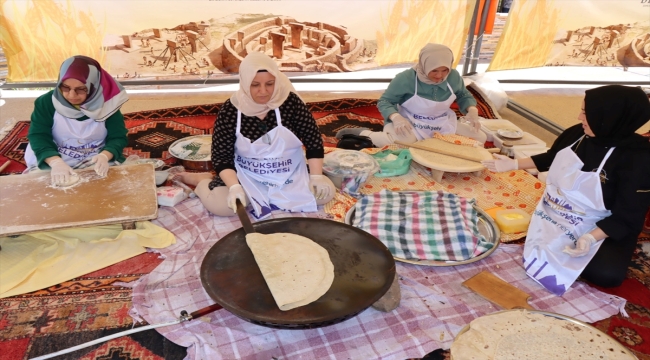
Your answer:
(0, 160), (11, 174)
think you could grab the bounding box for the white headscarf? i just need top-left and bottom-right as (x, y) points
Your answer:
(230, 52), (296, 117)
(412, 43), (454, 85)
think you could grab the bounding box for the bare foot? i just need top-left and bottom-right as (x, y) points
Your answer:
(175, 172), (213, 186)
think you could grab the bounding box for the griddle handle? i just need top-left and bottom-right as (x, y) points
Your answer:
(236, 199), (255, 234)
(188, 304), (223, 320)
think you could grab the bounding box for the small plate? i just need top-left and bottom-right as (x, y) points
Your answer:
(497, 128), (524, 140)
(345, 200), (500, 266)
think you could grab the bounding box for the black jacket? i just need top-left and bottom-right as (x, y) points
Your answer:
(531, 124), (650, 244)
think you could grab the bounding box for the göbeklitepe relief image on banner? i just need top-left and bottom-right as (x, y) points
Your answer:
(488, 0), (650, 71)
(0, 0), (477, 83)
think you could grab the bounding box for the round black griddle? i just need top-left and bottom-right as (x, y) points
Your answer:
(200, 217), (396, 329)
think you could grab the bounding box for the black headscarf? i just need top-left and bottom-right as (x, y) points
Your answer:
(584, 85), (650, 149)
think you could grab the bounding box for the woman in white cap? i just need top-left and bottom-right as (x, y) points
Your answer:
(336, 43), (486, 147)
(177, 52), (335, 218)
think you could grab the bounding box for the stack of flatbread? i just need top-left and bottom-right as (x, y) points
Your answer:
(246, 233), (335, 311)
(450, 310), (634, 359)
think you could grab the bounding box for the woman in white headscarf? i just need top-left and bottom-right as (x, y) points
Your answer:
(336, 43), (486, 147)
(177, 52), (335, 218)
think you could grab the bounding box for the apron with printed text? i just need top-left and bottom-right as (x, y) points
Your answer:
(25, 111), (107, 169)
(397, 77), (458, 141)
(234, 109), (317, 219)
(523, 137), (614, 295)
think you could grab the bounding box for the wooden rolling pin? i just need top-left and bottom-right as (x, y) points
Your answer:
(395, 140), (485, 163)
(0, 160), (11, 174)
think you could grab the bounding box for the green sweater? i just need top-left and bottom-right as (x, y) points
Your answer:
(28, 90), (128, 169)
(377, 68), (477, 122)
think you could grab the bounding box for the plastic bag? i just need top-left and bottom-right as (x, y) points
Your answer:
(323, 150), (379, 197)
(372, 149), (412, 177)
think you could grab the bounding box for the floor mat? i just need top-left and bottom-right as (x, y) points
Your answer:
(3, 234), (648, 360)
(0, 252), (187, 360)
(124, 198), (626, 359)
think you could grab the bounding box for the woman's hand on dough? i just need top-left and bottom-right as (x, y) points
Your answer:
(49, 158), (75, 185)
(91, 153), (110, 177)
(390, 113), (414, 137)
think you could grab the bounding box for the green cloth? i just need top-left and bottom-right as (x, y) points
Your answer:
(27, 90), (128, 169)
(377, 68), (477, 122)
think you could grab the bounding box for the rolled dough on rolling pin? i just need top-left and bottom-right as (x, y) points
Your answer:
(396, 139), (491, 163)
(398, 138), (492, 173)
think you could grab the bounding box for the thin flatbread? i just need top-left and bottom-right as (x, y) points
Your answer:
(450, 310), (634, 359)
(246, 232), (334, 311)
(409, 138), (492, 173)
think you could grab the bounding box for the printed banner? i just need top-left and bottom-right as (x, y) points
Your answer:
(1, 0), (477, 82)
(488, 0), (650, 71)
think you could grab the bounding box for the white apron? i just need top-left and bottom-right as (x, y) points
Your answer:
(523, 138), (615, 296)
(25, 112), (107, 169)
(397, 76), (457, 141)
(234, 109), (317, 219)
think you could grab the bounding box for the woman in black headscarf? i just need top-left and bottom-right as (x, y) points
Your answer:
(482, 85), (650, 293)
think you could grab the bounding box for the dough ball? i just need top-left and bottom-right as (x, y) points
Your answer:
(55, 173), (80, 188)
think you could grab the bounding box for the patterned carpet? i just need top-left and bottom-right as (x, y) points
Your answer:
(2, 235), (648, 360)
(1, 94), (648, 359)
(0, 85), (499, 175)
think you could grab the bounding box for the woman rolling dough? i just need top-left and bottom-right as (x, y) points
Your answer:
(336, 43), (487, 147)
(25, 55), (129, 185)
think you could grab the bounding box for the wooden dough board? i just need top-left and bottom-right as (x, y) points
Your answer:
(0, 163), (158, 237)
(462, 271), (535, 310)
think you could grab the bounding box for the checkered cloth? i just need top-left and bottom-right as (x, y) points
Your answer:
(352, 190), (493, 261)
(127, 198), (626, 360)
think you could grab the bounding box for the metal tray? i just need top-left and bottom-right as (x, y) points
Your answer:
(451, 310), (638, 360)
(168, 135), (212, 161)
(345, 200), (500, 266)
